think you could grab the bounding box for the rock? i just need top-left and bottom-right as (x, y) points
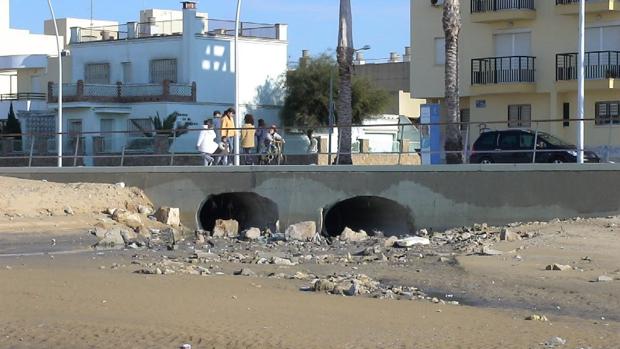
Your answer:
(272, 257), (295, 266)
(384, 236), (398, 248)
(180, 344), (192, 349)
(417, 228), (429, 237)
(546, 263), (572, 271)
(63, 206), (75, 215)
(154, 207), (180, 226)
(285, 221), (317, 242)
(313, 279), (335, 292)
(242, 227), (261, 240)
(339, 227), (368, 242)
(120, 229), (138, 244)
(480, 246), (504, 256)
(526, 314), (549, 322)
(137, 205), (153, 215)
(161, 227), (183, 245)
(500, 228), (521, 241)
(596, 275), (613, 282)
(234, 268), (257, 277)
(344, 280), (360, 296)
(105, 207), (117, 216)
(111, 209), (143, 230)
(94, 228), (125, 248)
(212, 219), (239, 238)
(544, 336), (566, 347)
(395, 236), (430, 248)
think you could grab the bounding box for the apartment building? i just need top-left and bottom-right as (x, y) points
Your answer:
(411, 0), (620, 154)
(45, 1), (287, 161)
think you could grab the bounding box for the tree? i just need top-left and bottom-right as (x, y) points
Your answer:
(281, 54), (388, 127)
(336, 0), (355, 164)
(130, 111), (188, 139)
(443, 0), (463, 164)
(4, 102), (22, 135)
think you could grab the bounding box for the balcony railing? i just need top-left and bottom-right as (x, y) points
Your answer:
(471, 0), (535, 12)
(471, 56), (536, 84)
(0, 92), (46, 102)
(47, 80), (196, 103)
(71, 18), (284, 44)
(556, 51), (620, 80)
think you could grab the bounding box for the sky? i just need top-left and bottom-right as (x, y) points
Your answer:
(8, 0), (411, 63)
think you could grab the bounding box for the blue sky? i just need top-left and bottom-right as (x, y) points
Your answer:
(9, 0), (410, 62)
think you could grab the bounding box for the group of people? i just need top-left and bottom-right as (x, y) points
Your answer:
(196, 108), (285, 166)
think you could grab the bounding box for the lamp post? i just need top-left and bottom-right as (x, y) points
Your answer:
(577, 0), (585, 164)
(328, 45), (370, 164)
(233, 0), (242, 166)
(47, 0), (63, 167)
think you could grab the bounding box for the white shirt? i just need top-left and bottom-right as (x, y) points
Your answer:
(197, 126), (218, 154)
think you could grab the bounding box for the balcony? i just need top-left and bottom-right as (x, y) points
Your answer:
(47, 80), (197, 103)
(471, 56), (536, 94)
(555, 0), (620, 15)
(70, 18), (286, 44)
(556, 51), (620, 91)
(471, 0), (536, 23)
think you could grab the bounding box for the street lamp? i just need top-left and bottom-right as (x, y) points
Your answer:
(47, 0), (63, 167)
(577, 0), (585, 164)
(233, 0), (242, 166)
(328, 45), (370, 164)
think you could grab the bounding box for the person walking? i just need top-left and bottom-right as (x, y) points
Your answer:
(221, 108), (237, 165)
(212, 110), (222, 140)
(255, 118), (268, 154)
(306, 129), (318, 165)
(196, 119), (217, 166)
(241, 114), (256, 165)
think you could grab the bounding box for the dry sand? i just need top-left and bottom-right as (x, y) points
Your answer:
(0, 176), (619, 348)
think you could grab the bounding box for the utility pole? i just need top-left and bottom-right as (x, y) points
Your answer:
(577, 0), (585, 163)
(47, 0), (63, 167)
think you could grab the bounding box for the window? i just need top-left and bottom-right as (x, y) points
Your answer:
(494, 32), (531, 57)
(434, 38), (445, 65)
(121, 62), (132, 84)
(595, 101), (620, 125)
(474, 132), (497, 150)
(127, 118), (153, 136)
(499, 132), (519, 149)
(563, 103), (570, 127)
(586, 25), (620, 51)
(100, 119), (115, 152)
(508, 104), (531, 128)
(149, 59), (177, 83)
(84, 63), (110, 84)
(460, 108), (470, 131)
(519, 133), (535, 149)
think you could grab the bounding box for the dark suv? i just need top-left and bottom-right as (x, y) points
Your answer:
(470, 129), (600, 164)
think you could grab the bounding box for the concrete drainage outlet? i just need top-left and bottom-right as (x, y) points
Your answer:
(198, 192), (279, 233)
(323, 196), (414, 237)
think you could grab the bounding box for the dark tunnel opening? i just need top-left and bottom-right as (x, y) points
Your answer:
(323, 196), (414, 237)
(198, 192), (279, 233)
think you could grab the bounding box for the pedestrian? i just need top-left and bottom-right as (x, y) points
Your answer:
(255, 118), (268, 154)
(212, 110), (222, 140)
(221, 108), (237, 165)
(306, 129), (318, 165)
(241, 114), (256, 165)
(196, 119), (217, 166)
(213, 136), (230, 165)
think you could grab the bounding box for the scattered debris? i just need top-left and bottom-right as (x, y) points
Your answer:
(544, 336), (566, 347)
(395, 236), (430, 248)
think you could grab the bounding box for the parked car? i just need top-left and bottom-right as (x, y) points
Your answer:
(470, 129), (600, 164)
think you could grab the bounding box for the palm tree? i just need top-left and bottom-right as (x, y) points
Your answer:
(443, 0), (463, 164)
(336, 0), (354, 165)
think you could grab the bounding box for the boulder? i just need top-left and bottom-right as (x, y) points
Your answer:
(500, 228), (521, 241)
(384, 236), (398, 248)
(285, 221), (317, 242)
(94, 228), (125, 248)
(234, 268), (257, 277)
(138, 205), (153, 216)
(395, 236), (430, 248)
(212, 219), (239, 238)
(596, 275), (613, 282)
(546, 263), (572, 271)
(313, 279), (336, 293)
(242, 227), (261, 241)
(480, 246), (504, 256)
(271, 257), (295, 266)
(161, 227), (183, 245)
(339, 227), (368, 242)
(154, 207), (181, 226)
(111, 209), (143, 230)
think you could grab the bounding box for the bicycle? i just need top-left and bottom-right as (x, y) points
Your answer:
(259, 140), (286, 165)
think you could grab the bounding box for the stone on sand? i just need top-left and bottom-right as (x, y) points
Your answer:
(154, 207), (180, 226)
(212, 219), (239, 238)
(340, 227), (368, 242)
(285, 221), (317, 242)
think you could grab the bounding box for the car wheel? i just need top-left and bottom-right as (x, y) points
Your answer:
(550, 157), (564, 164)
(480, 157), (494, 164)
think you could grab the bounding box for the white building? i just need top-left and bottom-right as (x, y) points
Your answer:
(46, 1), (288, 161)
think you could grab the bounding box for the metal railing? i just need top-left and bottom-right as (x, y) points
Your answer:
(471, 0), (535, 13)
(472, 56), (536, 84)
(72, 18), (281, 44)
(556, 51), (620, 81)
(0, 93), (46, 102)
(48, 80), (196, 103)
(1, 117), (620, 167)
(555, 0), (607, 4)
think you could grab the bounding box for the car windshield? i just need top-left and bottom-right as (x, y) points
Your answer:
(537, 133), (573, 147)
